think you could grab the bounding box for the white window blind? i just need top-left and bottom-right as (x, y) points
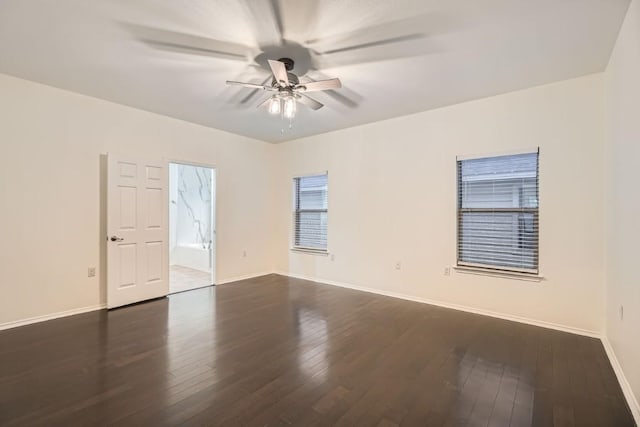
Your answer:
(293, 173), (328, 251)
(457, 151), (539, 273)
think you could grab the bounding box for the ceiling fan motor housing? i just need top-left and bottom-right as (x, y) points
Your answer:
(226, 55), (340, 112)
(278, 57), (295, 71)
(272, 73), (299, 88)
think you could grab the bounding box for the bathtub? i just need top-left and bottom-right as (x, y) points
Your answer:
(170, 243), (212, 273)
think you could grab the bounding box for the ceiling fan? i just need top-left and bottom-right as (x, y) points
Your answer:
(123, 1), (442, 126)
(226, 57), (341, 119)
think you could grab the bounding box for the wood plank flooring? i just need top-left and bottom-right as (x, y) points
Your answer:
(0, 274), (634, 426)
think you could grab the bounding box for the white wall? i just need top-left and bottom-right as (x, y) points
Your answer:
(1, 35), (636, 414)
(0, 71), (609, 338)
(604, 0), (640, 415)
(0, 73), (275, 325)
(274, 74), (605, 334)
(2, 12), (638, 415)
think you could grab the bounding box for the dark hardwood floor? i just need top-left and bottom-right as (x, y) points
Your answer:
(0, 274), (634, 426)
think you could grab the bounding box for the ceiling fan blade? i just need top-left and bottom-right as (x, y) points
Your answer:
(305, 70), (361, 108)
(122, 23), (250, 61)
(240, 76), (273, 104)
(297, 94), (324, 111)
(243, 0), (284, 47)
(268, 60), (289, 87)
(296, 78), (341, 92)
(145, 40), (247, 60)
(323, 90), (358, 109)
(278, 1), (319, 42)
(319, 34), (424, 55)
(256, 96), (274, 109)
(311, 42), (438, 69)
(226, 81), (275, 90)
(305, 13), (446, 52)
(269, 0), (284, 44)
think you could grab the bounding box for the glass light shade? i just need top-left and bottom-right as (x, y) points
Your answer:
(268, 96), (281, 114)
(283, 96), (296, 119)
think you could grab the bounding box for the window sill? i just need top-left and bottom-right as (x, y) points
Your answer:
(453, 266), (545, 282)
(290, 248), (329, 256)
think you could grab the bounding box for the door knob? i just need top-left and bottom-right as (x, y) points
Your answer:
(110, 236), (124, 242)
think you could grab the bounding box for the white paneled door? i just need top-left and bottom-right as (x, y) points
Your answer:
(107, 154), (168, 308)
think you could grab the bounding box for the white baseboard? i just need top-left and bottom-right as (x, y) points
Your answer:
(602, 337), (640, 424)
(0, 272), (636, 423)
(0, 270), (277, 331)
(0, 304), (107, 331)
(216, 271), (275, 285)
(276, 271), (640, 422)
(275, 271), (601, 338)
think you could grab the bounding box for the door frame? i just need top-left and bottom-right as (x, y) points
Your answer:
(167, 158), (218, 287)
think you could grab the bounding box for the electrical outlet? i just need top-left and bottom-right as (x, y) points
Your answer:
(444, 267), (451, 276)
(620, 305), (624, 321)
(330, 254), (335, 261)
(87, 267), (96, 278)
(395, 262), (401, 270)
(242, 250), (247, 258)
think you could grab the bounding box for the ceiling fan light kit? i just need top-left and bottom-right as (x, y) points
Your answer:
(268, 95), (281, 115)
(283, 96), (296, 119)
(266, 93), (296, 119)
(226, 57), (341, 131)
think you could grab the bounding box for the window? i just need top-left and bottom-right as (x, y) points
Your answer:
(457, 150), (539, 273)
(293, 173), (328, 251)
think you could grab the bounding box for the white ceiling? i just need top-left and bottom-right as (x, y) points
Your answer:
(0, 0), (630, 142)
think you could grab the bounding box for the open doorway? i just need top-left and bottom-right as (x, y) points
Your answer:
(169, 162), (215, 294)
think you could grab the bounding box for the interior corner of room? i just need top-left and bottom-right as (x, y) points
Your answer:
(0, 0), (639, 424)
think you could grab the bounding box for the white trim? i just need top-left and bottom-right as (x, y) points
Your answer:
(456, 147), (539, 161)
(291, 170), (328, 179)
(166, 158), (217, 170)
(0, 304), (107, 331)
(290, 248), (329, 256)
(167, 160), (217, 287)
(275, 271), (600, 338)
(454, 265), (545, 282)
(216, 271), (275, 285)
(292, 172), (330, 252)
(274, 272), (640, 421)
(602, 337), (640, 424)
(0, 271), (269, 330)
(0, 273), (636, 424)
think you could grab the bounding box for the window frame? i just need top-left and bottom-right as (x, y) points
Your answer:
(292, 172), (329, 253)
(456, 150), (540, 275)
